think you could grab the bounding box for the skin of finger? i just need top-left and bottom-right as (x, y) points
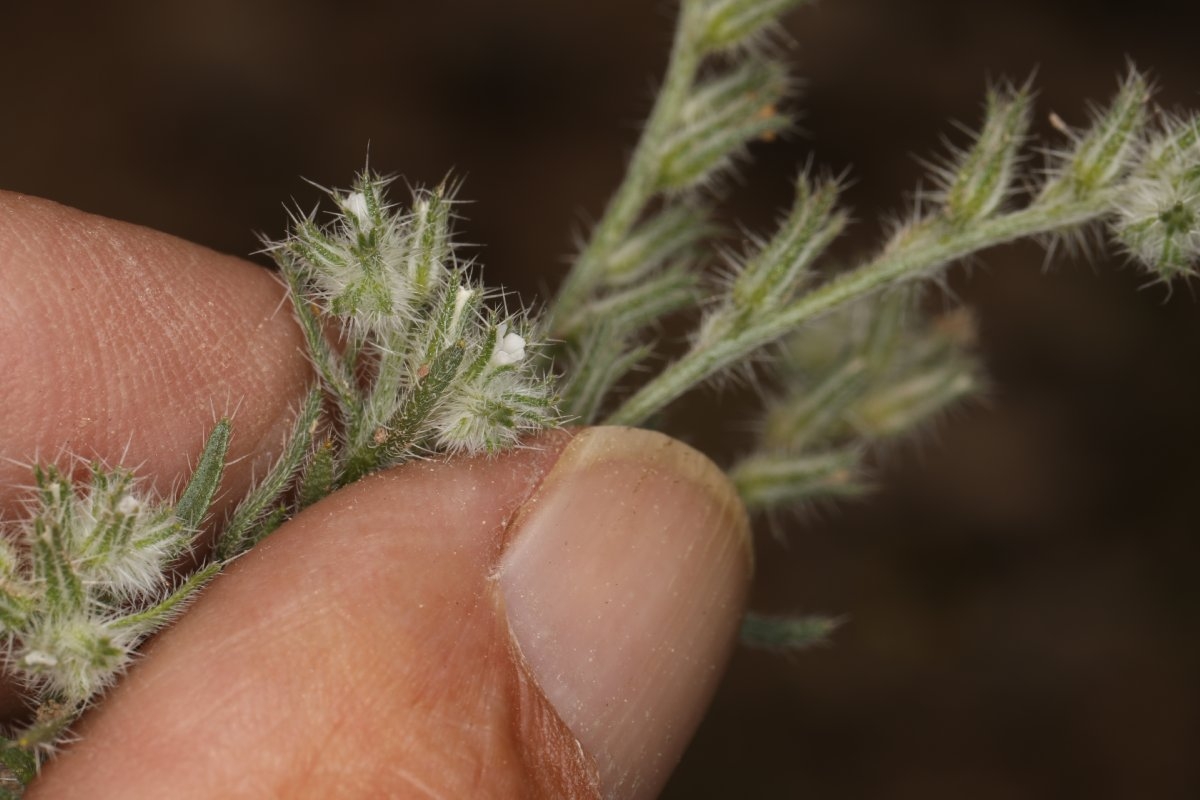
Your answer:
(28, 429), (602, 799)
(0, 191), (312, 515)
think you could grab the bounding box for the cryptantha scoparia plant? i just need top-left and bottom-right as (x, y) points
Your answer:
(3, 0), (1199, 789)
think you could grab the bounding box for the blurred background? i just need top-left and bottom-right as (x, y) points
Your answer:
(3, 1), (1199, 796)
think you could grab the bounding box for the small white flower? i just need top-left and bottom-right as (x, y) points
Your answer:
(342, 191), (372, 227)
(116, 494), (142, 516)
(490, 322), (526, 367)
(22, 650), (58, 668)
(448, 286), (476, 338)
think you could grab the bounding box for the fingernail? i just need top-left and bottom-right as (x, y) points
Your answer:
(497, 426), (752, 799)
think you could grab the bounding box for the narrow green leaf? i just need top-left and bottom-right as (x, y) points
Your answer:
(0, 587), (30, 633)
(406, 184), (453, 298)
(562, 266), (697, 339)
(657, 58), (791, 190)
(420, 271), (472, 362)
(859, 288), (914, 371)
(940, 83), (1032, 224)
(697, 0), (813, 52)
(1043, 67), (1150, 199)
(380, 341), (467, 463)
(457, 314), (501, 386)
(217, 387), (323, 559)
(604, 203), (715, 286)
(281, 262), (361, 421)
(732, 174), (845, 312)
(1072, 68), (1150, 191)
(764, 359), (870, 450)
(849, 364), (978, 439)
(44, 518), (85, 615)
(110, 561), (221, 636)
(559, 325), (653, 424)
(731, 449), (866, 511)
(247, 505), (290, 548)
(355, 326), (410, 452)
(298, 438), (337, 509)
(289, 220), (349, 271)
(175, 419), (231, 534)
(740, 612), (842, 651)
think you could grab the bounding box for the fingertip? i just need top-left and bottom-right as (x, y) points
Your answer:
(0, 191), (312, 511)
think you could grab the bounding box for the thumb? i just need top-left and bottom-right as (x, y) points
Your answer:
(29, 427), (751, 799)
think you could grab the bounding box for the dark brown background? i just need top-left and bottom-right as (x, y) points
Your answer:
(3, 1), (1199, 797)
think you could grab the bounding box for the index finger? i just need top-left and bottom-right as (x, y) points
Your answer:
(0, 191), (312, 516)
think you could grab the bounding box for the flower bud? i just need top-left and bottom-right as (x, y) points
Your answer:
(1111, 113), (1200, 278)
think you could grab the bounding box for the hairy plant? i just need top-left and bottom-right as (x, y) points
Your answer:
(2, 0), (1198, 791)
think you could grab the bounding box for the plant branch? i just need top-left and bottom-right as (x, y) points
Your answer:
(607, 190), (1116, 426)
(548, 2), (705, 332)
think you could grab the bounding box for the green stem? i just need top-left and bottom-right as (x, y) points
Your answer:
(216, 387), (323, 559)
(549, 1), (704, 333)
(607, 193), (1115, 426)
(282, 265), (362, 434)
(111, 562), (221, 633)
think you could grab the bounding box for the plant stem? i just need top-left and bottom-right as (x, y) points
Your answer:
(548, 1), (704, 333)
(606, 192), (1115, 426)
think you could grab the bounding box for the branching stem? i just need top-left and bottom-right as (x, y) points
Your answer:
(607, 191), (1115, 426)
(549, 2), (705, 332)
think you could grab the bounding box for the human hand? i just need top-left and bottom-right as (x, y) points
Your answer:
(0, 193), (750, 799)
